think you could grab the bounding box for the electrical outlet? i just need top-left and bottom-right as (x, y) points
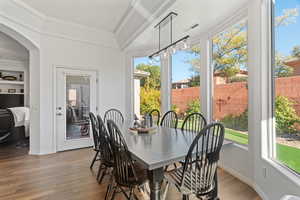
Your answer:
(263, 167), (267, 178)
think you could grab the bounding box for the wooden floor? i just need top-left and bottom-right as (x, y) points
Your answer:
(0, 148), (261, 200)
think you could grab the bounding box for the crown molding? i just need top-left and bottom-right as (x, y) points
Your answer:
(11, 0), (47, 20)
(12, 0), (115, 35)
(113, 0), (137, 34)
(0, 6), (119, 49)
(120, 0), (177, 50)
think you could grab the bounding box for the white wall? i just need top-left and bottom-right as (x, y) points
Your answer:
(124, 1), (300, 200)
(0, 0), (126, 154)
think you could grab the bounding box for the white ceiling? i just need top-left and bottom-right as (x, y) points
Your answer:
(127, 0), (248, 51)
(20, 0), (133, 32)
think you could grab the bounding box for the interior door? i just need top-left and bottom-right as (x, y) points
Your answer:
(56, 68), (97, 151)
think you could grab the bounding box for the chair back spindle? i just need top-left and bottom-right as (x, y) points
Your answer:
(148, 109), (160, 126)
(160, 111), (178, 129)
(181, 123), (225, 196)
(97, 115), (113, 165)
(107, 120), (137, 186)
(89, 112), (99, 149)
(104, 108), (124, 126)
(181, 112), (207, 133)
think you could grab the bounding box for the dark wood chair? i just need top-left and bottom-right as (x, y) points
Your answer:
(148, 109), (160, 126)
(89, 112), (100, 169)
(160, 110), (178, 129)
(165, 122), (225, 200)
(106, 120), (148, 200)
(96, 115), (114, 184)
(0, 109), (14, 144)
(104, 108), (124, 126)
(181, 112), (207, 132)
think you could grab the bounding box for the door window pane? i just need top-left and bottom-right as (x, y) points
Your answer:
(273, 0), (300, 173)
(66, 75), (90, 140)
(212, 20), (249, 145)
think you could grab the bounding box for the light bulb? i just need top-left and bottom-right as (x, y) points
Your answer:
(163, 50), (168, 58)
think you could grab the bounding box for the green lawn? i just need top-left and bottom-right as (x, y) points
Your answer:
(177, 119), (300, 173)
(225, 128), (300, 173)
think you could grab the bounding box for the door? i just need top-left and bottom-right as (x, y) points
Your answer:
(56, 68), (97, 151)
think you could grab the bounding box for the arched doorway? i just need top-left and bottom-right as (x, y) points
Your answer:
(0, 24), (41, 155)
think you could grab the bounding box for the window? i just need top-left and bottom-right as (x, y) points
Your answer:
(212, 20), (249, 145)
(272, 0), (300, 173)
(171, 46), (201, 126)
(133, 56), (161, 117)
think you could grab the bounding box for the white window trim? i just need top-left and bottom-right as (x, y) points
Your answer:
(263, 0), (300, 180)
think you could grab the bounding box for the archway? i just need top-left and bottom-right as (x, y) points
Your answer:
(0, 23), (41, 155)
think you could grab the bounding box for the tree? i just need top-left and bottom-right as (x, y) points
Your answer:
(275, 53), (294, 77)
(275, 96), (300, 134)
(136, 64), (161, 89)
(291, 45), (300, 57)
(140, 85), (160, 114)
(187, 8), (299, 80)
(186, 100), (201, 116)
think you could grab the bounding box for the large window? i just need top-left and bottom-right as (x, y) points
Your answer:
(212, 20), (248, 145)
(171, 47), (201, 126)
(273, 0), (300, 173)
(133, 57), (161, 117)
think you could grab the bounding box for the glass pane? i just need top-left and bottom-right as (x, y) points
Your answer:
(133, 56), (161, 117)
(274, 0), (300, 173)
(212, 20), (249, 145)
(66, 75), (90, 140)
(171, 46), (201, 128)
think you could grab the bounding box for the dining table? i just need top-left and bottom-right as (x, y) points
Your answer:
(120, 121), (232, 200)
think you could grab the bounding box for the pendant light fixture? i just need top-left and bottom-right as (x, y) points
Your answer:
(149, 12), (190, 59)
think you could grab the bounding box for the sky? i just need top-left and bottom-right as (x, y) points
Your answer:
(134, 0), (300, 82)
(275, 0), (300, 56)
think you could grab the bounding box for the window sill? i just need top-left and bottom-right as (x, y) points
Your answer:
(264, 158), (300, 187)
(223, 139), (249, 151)
(223, 139), (248, 151)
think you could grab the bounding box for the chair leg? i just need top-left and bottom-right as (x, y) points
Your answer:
(182, 195), (190, 200)
(97, 164), (103, 182)
(105, 184), (112, 200)
(98, 167), (107, 184)
(90, 151), (99, 169)
(110, 186), (117, 200)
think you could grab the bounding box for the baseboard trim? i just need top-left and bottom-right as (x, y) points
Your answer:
(219, 164), (269, 200)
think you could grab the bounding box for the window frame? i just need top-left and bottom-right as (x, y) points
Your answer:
(209, 16), (250, 146)
(268, 0), (300, 177)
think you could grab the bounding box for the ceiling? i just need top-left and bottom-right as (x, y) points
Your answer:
(20, 0), (133, 32)
(127, 0), (248, 51)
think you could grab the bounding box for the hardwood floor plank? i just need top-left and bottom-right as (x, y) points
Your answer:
(0, 148), (261, 200)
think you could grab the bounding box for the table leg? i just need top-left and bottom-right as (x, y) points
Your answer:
(147, 167), (164, 200)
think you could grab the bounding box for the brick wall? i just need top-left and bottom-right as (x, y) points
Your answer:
(171, 76), (300, 119)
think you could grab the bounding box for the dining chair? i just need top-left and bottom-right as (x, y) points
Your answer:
(148, 109), (160, 126)
(181, 112), (207, 132)
(0, 109), (14, 144)
(106, 120), (148, 200)
(160, 110), (178, 129)
(104, 108), (124, 126)
(89, 112), (100, 170)
(96, 115), (114, 184)
(165, 122), (225, 200)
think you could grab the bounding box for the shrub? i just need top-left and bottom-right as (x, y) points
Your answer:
(221, 109), (248, 132)
(275, 96), (300, 134)
(186, 100), (201, 116)
(140, 87), (160, 115)
(229, 76), (247, 83)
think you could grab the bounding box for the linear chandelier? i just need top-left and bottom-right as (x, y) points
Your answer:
(149, 12), (190, 59)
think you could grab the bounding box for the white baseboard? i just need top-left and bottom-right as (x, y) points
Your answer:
(219, 164), (269, 200)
